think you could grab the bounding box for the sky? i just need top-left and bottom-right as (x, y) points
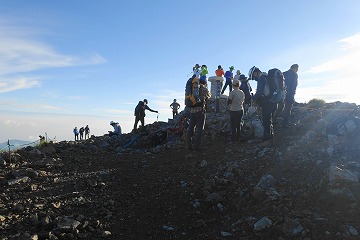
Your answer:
(0, 0), (360, 143)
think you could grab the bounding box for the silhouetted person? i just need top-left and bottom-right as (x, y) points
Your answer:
(170, 99), (180, 118)
(133, 99), (158, 131)
(79, 127), (84, 140)
(109, 121), (122, 137)
(84, 125), (90, 139)
(73, 127), (79, 141)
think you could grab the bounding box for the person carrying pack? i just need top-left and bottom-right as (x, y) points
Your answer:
(133, 99), (158, 131)
(79, 127), (85, 140)
(185, 74), (211, 151)
(249, 66), (278, 141)
(266, 68), (286, 104)
(185, 75), (201, 107)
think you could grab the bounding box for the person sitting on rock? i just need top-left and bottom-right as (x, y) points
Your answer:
(109, 121), (122, 137)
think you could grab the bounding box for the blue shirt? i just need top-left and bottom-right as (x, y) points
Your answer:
(224, 71), (233, 82)
(283, 69), (298, 100)
(252, 73), (268, 101)
(240, 80), (252, 100)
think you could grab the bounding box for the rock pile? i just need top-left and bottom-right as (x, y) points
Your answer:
(1, 100), (360, 239)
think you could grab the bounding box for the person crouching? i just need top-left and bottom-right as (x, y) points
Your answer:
(109, 121), (122, 137)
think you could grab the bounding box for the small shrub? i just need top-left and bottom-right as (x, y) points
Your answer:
(307, 98), (326, 109)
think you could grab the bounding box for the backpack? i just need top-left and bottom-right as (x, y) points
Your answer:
(265, 68), (286, 103)
(134, 101), (144, 116)
(185, 76), (200, 107)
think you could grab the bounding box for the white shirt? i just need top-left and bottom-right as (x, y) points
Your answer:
(228, 88), (245, 111)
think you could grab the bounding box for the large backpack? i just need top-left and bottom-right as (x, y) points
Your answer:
(265, 68), (286, 103)
(134, 101), (144, 116)
(185, 76), (200, 107)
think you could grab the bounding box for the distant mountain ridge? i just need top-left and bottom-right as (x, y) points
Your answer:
(0, 139), (35, 151)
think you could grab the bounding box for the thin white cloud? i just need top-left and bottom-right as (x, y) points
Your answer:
(308, 33), (360, 74)
(0, 99), (60, 111)
(0, 20), (106, 93)
(297, 33), (360, 104)
(0, 77), (40, 93)
(93, 108), (133, 115)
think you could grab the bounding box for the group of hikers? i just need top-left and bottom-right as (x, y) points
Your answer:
(73, 63), (298, 151)
(72, 125), (90, 141)
(185, 63), (299, 149)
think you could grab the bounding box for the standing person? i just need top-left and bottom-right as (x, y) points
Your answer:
(239, 74), (252, 114)
(133, 99), (158, 131)
(215, 65), (224, 77)
(200, 65), (208, 82)
(73, 127), (79, 141)
(233, 70), (241, 81)
(221, 66), (235, 95)
(84, 125), (90, 139)
(278, 64), (299, 127)
(170, 99), (180, 119)
(249, 66), (277, 141)
(186, 79), (211, 151)
(215, 65), (225, 97)
(192, 64), (201, 78)
(227, 80), (245, 143)
(79, 127), (85, 140)
(109, 121), (122, 136)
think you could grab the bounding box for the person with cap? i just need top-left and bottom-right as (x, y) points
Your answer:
(239, 74), (252, 114)
(233, 70), (241, 81)
(186, 78), (211, 151)
(109, 121), (122, 137)
(277, 64), (299, 127)
(221, 66), (235, 95)
(200, 65), (208, 82)
(249, 66), (277, 141)
(170, 99), (181, 119)
(227, 79), (245, 143)
(133, 99), (158, 131)
(192, 64), (201, 78)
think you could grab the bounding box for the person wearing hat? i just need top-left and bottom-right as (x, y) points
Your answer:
(233, 70), (241, 81)
(239, 74), (252, 114)
(199, 65), (208, 82)
(170, 99), (181, 119)
(192, 64), (201, 78)
(133, 99), (158, 131)
(221, 66), (235, 95)
(249, 66), (277, 141)
(227, 79), (245, 143)
(109, 121), (122, 137)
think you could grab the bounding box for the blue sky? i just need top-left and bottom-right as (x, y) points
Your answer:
(0, 0), (360, 142)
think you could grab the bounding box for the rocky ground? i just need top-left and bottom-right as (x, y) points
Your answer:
(1, 100), (360, 240)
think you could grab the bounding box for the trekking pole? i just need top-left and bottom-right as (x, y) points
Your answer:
(157, 114), (159, 122)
